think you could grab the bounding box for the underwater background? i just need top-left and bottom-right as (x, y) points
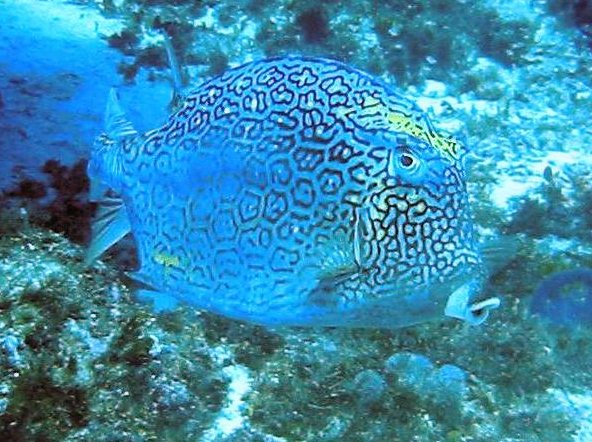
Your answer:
(1, 0), (592, 440)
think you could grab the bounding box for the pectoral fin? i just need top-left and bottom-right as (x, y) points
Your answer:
(315, 231), (359, 279)
(303, 231), (361, 307)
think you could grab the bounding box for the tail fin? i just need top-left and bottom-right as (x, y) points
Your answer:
(85, 195), (131, 266)
(105, 88), (138, 139)
(85, 89), (136, 265)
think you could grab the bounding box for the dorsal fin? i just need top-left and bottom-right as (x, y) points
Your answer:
(105, 88), (138, 139)
(84, 195), (131, 266)
(162, 33), (185, 110)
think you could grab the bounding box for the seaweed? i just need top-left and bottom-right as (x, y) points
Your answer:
(5, 179), (47, 200)
(107, 29), (139, 55)
(548, 0), (592, 45)
(0, 228), (231, 441)
(505, 168), (577, 239)
(1, 371), (88, 442)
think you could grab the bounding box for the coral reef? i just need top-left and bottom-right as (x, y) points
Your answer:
(1, 212), (587, 440)
(351, 369), (387, 408)
(246, 314), (581, 441)
(503, 167), (590, 241)
(90, 0), (536, 87)
(0, 226), (238, 441)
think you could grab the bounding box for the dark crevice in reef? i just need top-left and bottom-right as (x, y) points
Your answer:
(1, 159), (94, 244)
(296, 7), (330, 44)
(1, 372), (89, 441)
(40, 159), (95, 244)
(548, 0), (592, 46)
(1, 159), (140, 268)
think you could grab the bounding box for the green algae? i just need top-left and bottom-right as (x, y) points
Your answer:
(0, 226), (230, 441)
(245, 309), (580, 441)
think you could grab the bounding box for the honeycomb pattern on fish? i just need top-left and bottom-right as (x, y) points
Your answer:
(114, 56), (480, 326)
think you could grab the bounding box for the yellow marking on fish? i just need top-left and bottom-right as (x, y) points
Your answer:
(154, 252), (181, 268)
(387, 112), (423, 136)
(432, 135), (462, 160)
(349, 95), (463, 161)
(386, 111), (462, 161)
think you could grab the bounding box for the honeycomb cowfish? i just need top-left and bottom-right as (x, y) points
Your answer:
(87, 56), (500, 328)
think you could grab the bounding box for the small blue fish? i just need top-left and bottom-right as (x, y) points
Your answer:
(87, 56), (499, 328)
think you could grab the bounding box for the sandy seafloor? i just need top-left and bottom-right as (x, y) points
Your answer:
(1, 0), (592, 441)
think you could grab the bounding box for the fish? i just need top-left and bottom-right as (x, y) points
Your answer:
(531, 268), (592, 326)
(86, 55), (500, 328)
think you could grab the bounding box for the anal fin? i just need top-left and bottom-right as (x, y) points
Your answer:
(85, 195), (131, 265)
(135, 289), (180, 313)
(88, 176), (108, 202)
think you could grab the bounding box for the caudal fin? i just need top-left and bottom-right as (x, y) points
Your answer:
(105, 88), (138, 139)
(85, 195), (131, 266)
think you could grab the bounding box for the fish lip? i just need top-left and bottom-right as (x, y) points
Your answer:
(469, 297), (501, 322)
(445, 282), (500, 325)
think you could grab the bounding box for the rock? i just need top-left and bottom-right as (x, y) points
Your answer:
(353, 369), (387, 406)
(430, 364), (468, 403)
(0, 333), (23, 368)
(385, 352), (434, 392)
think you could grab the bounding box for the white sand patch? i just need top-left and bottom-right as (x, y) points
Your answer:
(0, 0), (123, 41)
(489, 149), (587, 209)
(490, 176), (538, 209)
(201, 364), (252, 441)
(551, 389), (592, 442)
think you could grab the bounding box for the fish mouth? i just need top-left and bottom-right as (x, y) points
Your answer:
(444, 282), (500, 325)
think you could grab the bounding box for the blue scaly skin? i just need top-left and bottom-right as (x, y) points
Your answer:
(89, 56), (492, 328)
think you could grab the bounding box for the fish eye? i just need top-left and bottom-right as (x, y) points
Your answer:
(388, 143), (424, 180)
(397, 147), (419, 170)
(400, 153), (415, 168)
